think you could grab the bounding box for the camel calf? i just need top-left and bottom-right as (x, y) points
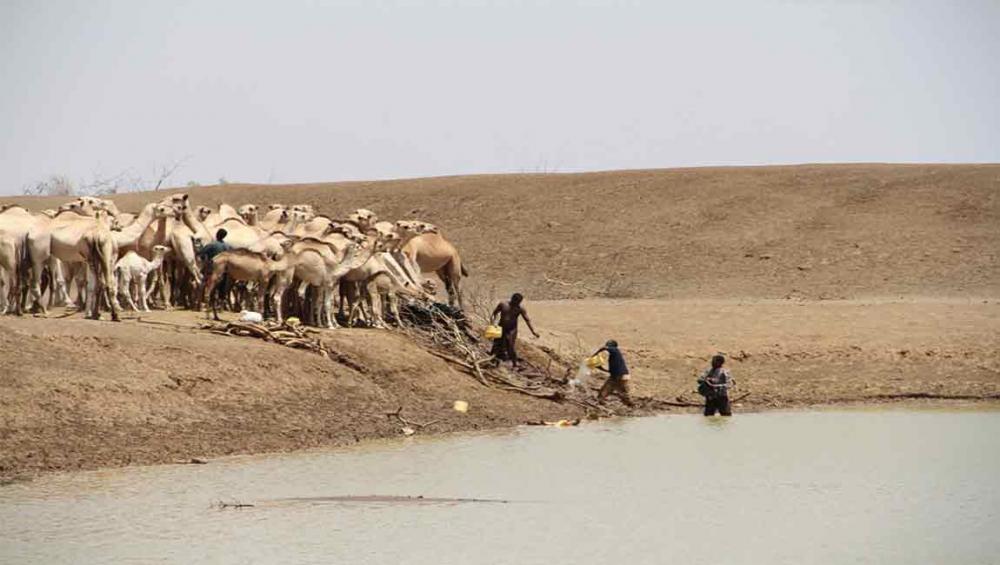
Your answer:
(115, 245), (169, 311)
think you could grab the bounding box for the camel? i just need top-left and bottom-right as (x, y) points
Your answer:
(345, 264), (432, 328)
(57, 202), (173, 310)
(396, 221), (468, 309)
(346, 208), (378, 233)
(203, 242), (295, 321)
(0, 206), (36, 314)
(259, 206), (289, 232)
(196, 203), (239, 228)
(114, 202), (176, 250)
(338, 223), (434, 328)
(238, 204), (259, 226)
(115, 245), (169, 311)
(26, 210), (120, 320)
(0, 206), (75, 315)
(278, 236), (370, 327)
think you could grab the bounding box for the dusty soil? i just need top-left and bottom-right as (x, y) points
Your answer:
(532, 298), (1000, 406)
(0, 310), (584, 481)
(1, 164), (998, 479)
(5, 163), (999, 301)
(2, 298), (997, 480)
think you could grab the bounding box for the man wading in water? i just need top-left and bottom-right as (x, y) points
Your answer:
(593, 340), (635, 407)
(698, 354), (734, 416)
(490, 293), (539, 369)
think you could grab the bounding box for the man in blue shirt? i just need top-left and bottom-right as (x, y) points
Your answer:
(197, 229), (232, 308)
(197, 229), (232, 267)
(593, 339), (634, 407)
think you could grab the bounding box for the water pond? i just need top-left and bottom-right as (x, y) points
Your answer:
(2, 409), (998, 564)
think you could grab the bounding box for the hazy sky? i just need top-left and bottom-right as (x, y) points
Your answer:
(1, 0), (998, 194)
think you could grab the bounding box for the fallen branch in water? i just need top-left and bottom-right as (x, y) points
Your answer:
(213, 500), (254, 510)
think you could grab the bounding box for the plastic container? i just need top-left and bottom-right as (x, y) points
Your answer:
(483, 325), (502, 340)
(586, 355), (603, 369)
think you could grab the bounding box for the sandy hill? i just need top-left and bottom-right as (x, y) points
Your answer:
(7, 163), (998, 300)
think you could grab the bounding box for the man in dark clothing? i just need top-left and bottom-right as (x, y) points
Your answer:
(197, 229), (232, 307)
(593, 340), (634, 407)
(490, 293), (539, 368)
(197, 229), (232, 269)
(698, 354), (734, 416)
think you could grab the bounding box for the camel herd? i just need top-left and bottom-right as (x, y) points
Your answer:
(0, 194), (468, 327)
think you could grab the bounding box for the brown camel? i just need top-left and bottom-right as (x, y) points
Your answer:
(396, 221), (468, 309)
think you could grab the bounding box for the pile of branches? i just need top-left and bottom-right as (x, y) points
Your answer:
(206, 320), (367, 373)
(398, 302), (610, 413)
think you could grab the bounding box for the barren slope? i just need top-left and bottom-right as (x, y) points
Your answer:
(6, 163), (997, 299)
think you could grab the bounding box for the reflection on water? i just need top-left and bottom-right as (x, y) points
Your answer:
(2, 410), (998, 565)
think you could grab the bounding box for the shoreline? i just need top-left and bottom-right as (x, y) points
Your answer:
(2, 297), (998, 482)
(4, 397), (998, 486)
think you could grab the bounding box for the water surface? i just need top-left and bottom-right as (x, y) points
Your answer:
(2, 409), (998, 564)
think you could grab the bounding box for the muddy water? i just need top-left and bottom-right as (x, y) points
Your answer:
(2, 409), (998, 564)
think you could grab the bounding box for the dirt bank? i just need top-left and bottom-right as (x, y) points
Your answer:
(2, 298), (998, 481)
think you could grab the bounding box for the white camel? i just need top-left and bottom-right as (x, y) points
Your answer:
(115, 245), (170, 311)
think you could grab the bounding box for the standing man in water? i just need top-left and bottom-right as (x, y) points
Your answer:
(490, 293), (540, 369)
(698, 354), (734, 416)
(593, 340), (635, 407)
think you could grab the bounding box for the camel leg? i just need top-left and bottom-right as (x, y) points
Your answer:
(366, 280), (386, 329)
(136, 276), (148, 311)
(48, 258), (69, 307)
(84, 267), (98, 319)
(438, 269), (455, 308)
(123, 278), (139, 311)
(0, 266), (7, 314)
(386, 291), (401, 326)
(320, 285), (336, 329)
(271, 284), (284, 324)
(27, 256), (49, 316)
(209, 278), (222, 321)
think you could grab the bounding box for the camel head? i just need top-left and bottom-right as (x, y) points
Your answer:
(238, 204), (258, 224)
(288, 209), (312, 224)
(268, 203), (286, 212)
(289, 204), (316, 221)
(153, 203), (177, 220)
(347, 208), (377, 231)
(196, 205), (212, 222)
(151, 244), (171, 257)
(57, 200), (90, 216)
(95, 198), (121, 217)
(325, 222), (366, 244)
(395, 220), (439, 240)
(372, 221), (400, 251)
(160, 193), (190, 215)
(191, 236), (204, 253)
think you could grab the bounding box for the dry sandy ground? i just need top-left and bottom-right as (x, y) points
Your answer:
(2, 297), (997, 480)
(0, 310), (582, 481)
(531, 298), (1000, 405)
(5, 163), (999, 301)
(1, 164), (998, 479)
